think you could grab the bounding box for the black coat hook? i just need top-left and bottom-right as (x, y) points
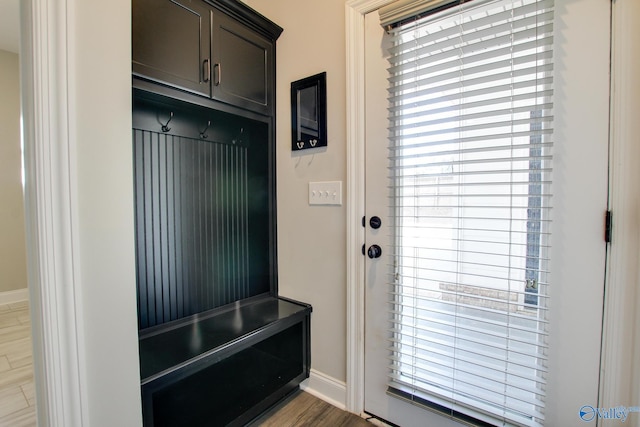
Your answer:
(232, 127), (244, 145)
(200, 120), (211, 139)
(161, 112), (173, 133)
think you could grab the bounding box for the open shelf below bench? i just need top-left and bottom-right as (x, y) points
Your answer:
(139, 296), (312, 427)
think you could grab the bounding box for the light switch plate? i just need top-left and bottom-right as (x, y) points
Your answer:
(309, 181), (342, 206)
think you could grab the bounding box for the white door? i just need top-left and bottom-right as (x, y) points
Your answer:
(363, 0), (611, 425)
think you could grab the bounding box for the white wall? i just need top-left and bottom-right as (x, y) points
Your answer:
(71, 1), (142, 425)
(244, 0), (349, 385)
(0, 49), (27, 294)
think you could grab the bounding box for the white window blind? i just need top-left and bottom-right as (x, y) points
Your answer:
(384, 0), (553, 426)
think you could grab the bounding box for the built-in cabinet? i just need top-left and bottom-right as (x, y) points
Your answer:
(133, 0), (211, 97)
(211, 11), (273, 114)
(132, 2), (311, 426)
(133, 0), (276, 115)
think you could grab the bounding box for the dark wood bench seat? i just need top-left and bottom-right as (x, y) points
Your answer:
(139, 295), (312, 427)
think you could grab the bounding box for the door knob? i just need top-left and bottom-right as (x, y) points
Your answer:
(367, 244), (382, 259)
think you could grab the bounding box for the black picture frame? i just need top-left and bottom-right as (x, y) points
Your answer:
(291, 72), (327, 151)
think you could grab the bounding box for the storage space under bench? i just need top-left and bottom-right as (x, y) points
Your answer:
(139, 296), (312, 427)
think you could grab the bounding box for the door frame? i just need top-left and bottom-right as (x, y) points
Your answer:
(345, 0), (395, 415)
(21, 0), (87, 425)
(599, 0), (640, 410)
(345, 0), (640, 417)
(21, 1), (143, 426)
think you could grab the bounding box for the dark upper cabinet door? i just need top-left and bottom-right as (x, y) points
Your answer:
(211, 10), (273, 115)
(133, 0), (212, 97)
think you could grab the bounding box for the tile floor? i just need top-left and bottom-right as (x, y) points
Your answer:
(0, 300), (36, 426)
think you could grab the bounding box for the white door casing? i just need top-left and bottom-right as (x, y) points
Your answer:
(20, 1), (87, 425)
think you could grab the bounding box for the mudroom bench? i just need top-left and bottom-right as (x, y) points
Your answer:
(132, 0), (310, 425)
(138, 296), (312, 427)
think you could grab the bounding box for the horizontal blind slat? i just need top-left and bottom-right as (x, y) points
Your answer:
(390, 332), (549, 371)
(390, 303), (549, 332)
(389, 103), (553, 132)
(387, 0), (555, 54)
(388, 378), (546, 426)
(388, 35), (553, 84)
(388, 349), (548, 394)
(389, 179), (552, 189)
(389, 34), (554, 90)
(388, 64), (554, 104)
(389, 81), (553, 115)
(390, 117), (554, 142)
(390, 139), (553, 159)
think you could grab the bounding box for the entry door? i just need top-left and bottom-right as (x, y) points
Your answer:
(363, 0), (611, 425)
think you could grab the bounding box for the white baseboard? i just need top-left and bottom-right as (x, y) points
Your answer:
(300, 369), (347, 411)
(0, 288), (29, 305)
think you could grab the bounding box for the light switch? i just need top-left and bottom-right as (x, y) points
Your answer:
(309, 181), (342, 206)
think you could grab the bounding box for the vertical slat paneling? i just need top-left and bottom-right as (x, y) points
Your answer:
(143, 131), (156, 327)
(133, 129), (251, 329)
(151, 132), (163, 325)
(173, 138), (184, 319)
(222, 145), (229, 302)
(158, 133), (169, 323)
(185, 137), (196, 314)
(166, 135), (177, 319)
(229, 144), (235, 300)
(134, 130), (148, 329)
(215, 143), (222, 306)
(242, 148), (248, 297)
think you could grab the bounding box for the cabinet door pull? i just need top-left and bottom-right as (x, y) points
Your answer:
(203, 59), (211, 83)
(214, 63), (222, 86)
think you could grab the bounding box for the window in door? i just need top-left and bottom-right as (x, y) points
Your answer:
(385, 0), (554, 425)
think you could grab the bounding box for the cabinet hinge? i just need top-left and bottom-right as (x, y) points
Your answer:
(605, 210), (613, 243)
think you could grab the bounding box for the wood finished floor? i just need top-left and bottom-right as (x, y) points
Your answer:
(0, 301), (36, 427)
(253, 390), (372, 427)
